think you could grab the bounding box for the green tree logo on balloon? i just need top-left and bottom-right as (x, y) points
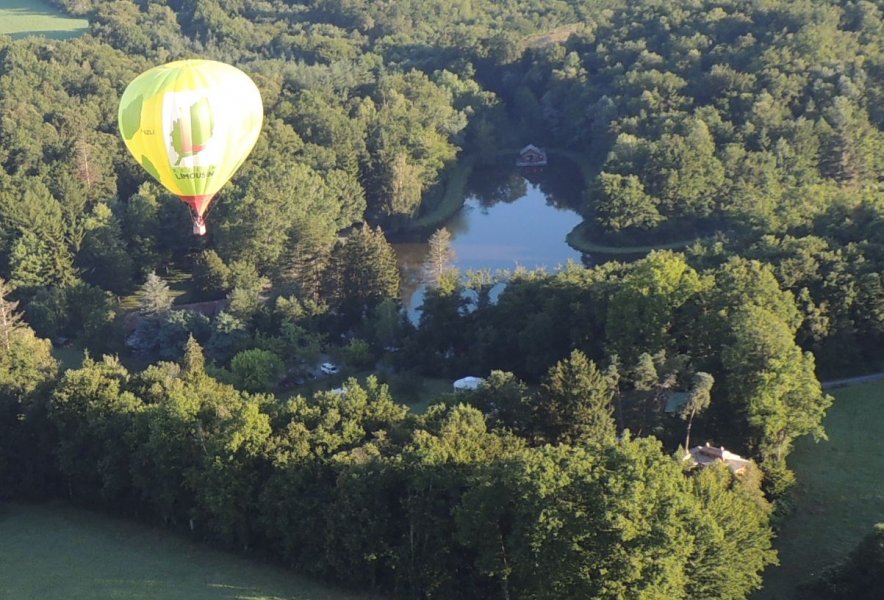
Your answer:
(170, 97), (214, 165)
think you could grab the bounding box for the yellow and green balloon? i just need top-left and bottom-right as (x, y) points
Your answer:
(118, 59), (263, 235)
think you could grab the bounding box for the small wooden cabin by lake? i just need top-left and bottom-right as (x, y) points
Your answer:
(516, 144), (548, 167)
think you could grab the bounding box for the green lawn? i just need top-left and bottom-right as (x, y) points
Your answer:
(407, 155), (477, 232)
(756, 381), (884, 599)
(0, 502), (380, 600)
(0, 0), (88, 39)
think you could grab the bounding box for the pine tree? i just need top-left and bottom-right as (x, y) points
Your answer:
(280, 221), (334, 303)
(820, 96), (875, 186)
(192, 250), (231, 300)
(424, 228), (456, 288)
(534, 350), (617, 445)
(0, 278), (23, 351)
(326, 224), (400, 319)
(137, 272), (173, 316)
(9, 231), (57, 290)
(182, 335), (205, 380)
(680, 372), (713, 450)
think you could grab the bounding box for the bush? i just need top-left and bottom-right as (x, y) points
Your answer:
(343, 338), (374, 369)
(230, 348), (284, 392)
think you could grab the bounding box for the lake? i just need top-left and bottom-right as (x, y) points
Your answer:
(395, 160), (586, 317)
(0, 0), (89, 40)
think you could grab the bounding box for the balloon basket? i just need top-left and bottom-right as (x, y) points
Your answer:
(193, 220), (207, 236)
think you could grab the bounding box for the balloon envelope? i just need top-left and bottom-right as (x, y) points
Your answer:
(118, 59), (263, 230)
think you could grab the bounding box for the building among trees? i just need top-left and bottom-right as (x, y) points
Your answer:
(516, 144), (547, 167)
(453, 376), (484, 391)
(687, 443), (750, 476)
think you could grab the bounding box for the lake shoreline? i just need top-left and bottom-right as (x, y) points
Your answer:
(400, 148), (707, 258)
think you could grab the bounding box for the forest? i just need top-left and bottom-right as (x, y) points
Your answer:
(1, 0), (882, 598)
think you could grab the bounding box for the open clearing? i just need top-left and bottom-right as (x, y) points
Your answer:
(0, 0), (88, 39)
(0, 502), (379, 600)
(756, 380), (884, 598)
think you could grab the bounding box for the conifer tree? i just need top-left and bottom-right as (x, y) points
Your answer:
(182, 335), (205, 381)
(137, 272), (173, 316)
(534, 350), (617, 445)
(424, 228), (455, 288)
(680, 372), (714, 450)
(280, 221), (334, 303)
(0, 278), (23, 351)
(326, 224), (400, 319)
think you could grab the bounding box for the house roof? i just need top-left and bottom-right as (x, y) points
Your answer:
(519, 144), (544, 155)
(687, 443), (750, 474)
(453, 376), (484, 390)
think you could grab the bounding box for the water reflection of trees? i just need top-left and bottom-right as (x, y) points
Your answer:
(464, 158), (584, 211)
(466, 168), (527, 208)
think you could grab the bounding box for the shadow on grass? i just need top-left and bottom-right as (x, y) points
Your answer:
(0, 502), (379, 600)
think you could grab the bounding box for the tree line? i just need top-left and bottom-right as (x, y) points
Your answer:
(0, 293), (776, 598)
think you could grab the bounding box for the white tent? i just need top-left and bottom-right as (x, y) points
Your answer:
(453, 376), (484, 391)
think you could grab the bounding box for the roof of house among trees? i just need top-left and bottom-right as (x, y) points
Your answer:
(687, 443), (750, 475)
(453, 376), (484, 391)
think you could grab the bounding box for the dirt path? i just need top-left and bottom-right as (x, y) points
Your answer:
(821, 372), (884, 389)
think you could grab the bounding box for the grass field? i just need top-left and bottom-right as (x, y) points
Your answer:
(0, 502), (380, 600)
(0, 0), (88, 39)
(755, 380), (884, 599)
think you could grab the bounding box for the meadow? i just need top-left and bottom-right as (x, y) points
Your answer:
(0, 0), (88, 39)
(0, 503), (379, 600)
(756, 380), (884, 598)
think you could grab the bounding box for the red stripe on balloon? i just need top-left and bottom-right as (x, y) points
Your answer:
(179, 194), (215, 216)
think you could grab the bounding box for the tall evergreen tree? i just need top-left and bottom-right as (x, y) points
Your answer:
(326, 224), (400, 320)
(279, 220), (335, 303)
(533, 350), (617, 445)
(424, 228), (456, 289)
(192, 250), (231, 300)
(137, 272), (173, 316)
(181, 335), (205, 381)
(0, 278), (23, 351)
(680, 372), (714, 450)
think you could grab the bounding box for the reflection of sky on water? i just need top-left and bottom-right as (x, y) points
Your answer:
(395, 177), (584, 319)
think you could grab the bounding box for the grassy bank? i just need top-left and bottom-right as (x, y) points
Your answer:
(409, 147), (698, 259)
(407, 147), (592, 235)
(755, 380), (884, 599)
(565, 221), (701, 255)
(407, 155), (478, 233)
(0, 0), (88, 39)
(0, 502), (379, 600)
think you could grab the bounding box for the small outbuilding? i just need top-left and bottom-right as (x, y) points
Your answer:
(516, 144), (548, 167)
(453, 376), (485, 392)
(686, 443), (750, 476)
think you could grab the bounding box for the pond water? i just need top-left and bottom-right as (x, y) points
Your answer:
(394, 159), (587, 317)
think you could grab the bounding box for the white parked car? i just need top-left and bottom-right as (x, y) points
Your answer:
(320, 362), (339, 375)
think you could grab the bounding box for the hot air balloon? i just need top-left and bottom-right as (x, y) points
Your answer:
(118, 60), (263, 235)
